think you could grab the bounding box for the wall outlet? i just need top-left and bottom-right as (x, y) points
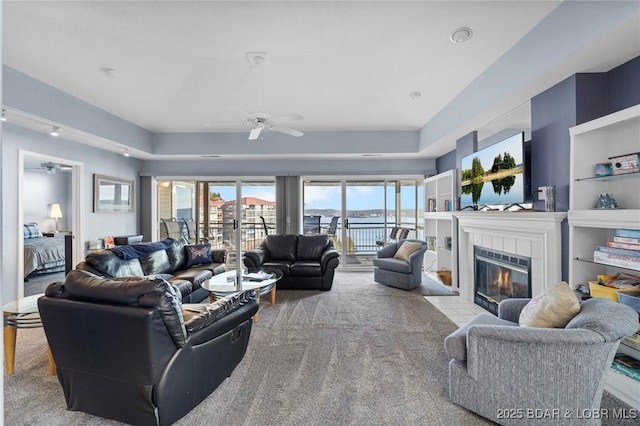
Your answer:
(538, 186), (547, 200)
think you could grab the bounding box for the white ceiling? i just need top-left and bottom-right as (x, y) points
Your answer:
(3, 1), (640, 159)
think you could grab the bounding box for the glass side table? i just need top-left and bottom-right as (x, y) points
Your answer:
(3, 293), (55, 375)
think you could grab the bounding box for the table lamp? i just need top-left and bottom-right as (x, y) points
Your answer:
(50, 203), (63, 232)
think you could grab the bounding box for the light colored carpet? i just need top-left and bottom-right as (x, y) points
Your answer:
(3, 271), (633, 425)
(24, 271), (65, 297)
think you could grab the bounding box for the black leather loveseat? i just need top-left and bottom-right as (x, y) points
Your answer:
(39, 269), (258, 425)
(243, 234), (340, 290)
(77, 238), (226, 303)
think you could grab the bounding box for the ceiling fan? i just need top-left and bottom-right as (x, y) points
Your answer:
(26, 162), (73, 174)
(207, 53), (304, 140)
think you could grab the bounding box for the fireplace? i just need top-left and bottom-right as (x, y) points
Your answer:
(474, 246), (531, 315)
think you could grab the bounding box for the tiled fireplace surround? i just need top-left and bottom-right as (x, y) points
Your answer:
(454, 212), (567, 303)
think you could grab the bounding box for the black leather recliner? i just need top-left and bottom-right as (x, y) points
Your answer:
(38, 269), (258, 426)
(243, 234), (340, 290)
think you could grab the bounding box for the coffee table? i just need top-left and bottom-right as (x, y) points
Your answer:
(202, 268), (282, 323)
(3, 293), (56, 375)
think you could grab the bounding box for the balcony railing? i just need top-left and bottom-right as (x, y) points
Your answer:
(194, 220), (423, 260)
(338, 222), (420, 255)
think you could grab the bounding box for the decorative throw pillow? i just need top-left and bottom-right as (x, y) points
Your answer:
(23, 222), (43, 239)
(185, 244), (212, 267)
(519, 281), (581, 328)
(393, 241), (423, 261)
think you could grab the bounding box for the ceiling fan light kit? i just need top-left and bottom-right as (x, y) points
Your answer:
(32, 162), (72, 174)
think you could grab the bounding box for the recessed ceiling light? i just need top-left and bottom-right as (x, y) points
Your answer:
(409, 91), (423, 100)
(450, 27), (473, 43)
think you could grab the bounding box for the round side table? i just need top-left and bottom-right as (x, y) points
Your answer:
(3, 293), (55, 375)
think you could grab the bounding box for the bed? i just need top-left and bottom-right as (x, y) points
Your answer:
(23, 223), (66, 278)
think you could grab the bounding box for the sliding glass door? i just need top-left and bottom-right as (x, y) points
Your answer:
(343, 181), (390, 269)
(158, 177), (420, 271)
(158, 179), (275, 269)
(303, 178), (424, 270)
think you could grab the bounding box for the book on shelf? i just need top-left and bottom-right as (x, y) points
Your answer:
(614, 236), (640, 244)
(622, 333), (640, 351)
(615, 229), (640, 239)
(608, 241), (640, 251)
(593, 250), (640, 271)
(596, 245), (640, 257)
(427, 198), (436, 212)
(104, 235), (115, 248)
(426, 236), (437, 251)
(612, 353), (640, 382)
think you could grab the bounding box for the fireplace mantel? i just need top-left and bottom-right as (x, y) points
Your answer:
(453, 211), (567, 302)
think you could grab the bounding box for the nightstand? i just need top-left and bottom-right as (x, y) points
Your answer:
(43, 231), (71, 238)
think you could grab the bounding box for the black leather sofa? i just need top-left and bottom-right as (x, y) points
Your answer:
(39, 269), (258, 426)
(77, 238), (226, 303)
(243, 234), (340, 290)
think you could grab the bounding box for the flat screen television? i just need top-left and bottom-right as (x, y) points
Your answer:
(460, 132), (530, 209)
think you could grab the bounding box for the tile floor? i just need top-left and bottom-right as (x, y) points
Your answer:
(424, 294), (487, 327)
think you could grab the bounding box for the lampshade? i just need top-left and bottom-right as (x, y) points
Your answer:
(50, 203), (63, 219)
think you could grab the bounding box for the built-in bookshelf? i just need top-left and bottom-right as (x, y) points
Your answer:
(568, 104), (640, 409)
(424, 170), (457, 288)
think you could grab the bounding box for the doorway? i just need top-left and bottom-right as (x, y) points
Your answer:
(19, 150), (84, 298)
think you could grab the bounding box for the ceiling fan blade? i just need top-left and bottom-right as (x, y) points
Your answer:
(270, 113), (303, 122)
(274, 127), (304, 138)
(248, 126), (263, 140)
(226, 106), (256, 119)
(203, 122), (244, 127)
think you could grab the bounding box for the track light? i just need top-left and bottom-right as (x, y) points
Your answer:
(50, 126), (60, 137)
(1, 109), (7, 122)
(123, 149), (130, 157)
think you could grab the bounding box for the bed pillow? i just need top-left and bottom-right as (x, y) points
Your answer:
(24, 222), (43, 239)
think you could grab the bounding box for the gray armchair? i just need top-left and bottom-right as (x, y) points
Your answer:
(372, 239), (428, 290)
(444, 297), (639, 425)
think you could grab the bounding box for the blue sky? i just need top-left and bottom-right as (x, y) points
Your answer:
(206, 183), (423, 211)
(461, 132), (524, 171)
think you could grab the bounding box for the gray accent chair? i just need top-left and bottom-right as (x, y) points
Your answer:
(444, 297), (639, 425)
(372, 239), (428, 290)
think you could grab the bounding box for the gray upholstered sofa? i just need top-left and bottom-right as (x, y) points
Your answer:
(372, 239), (428, 290)
(444, 297), (638, 425)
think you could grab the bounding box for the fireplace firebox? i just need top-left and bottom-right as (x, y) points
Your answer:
(474, 246), (531, 315)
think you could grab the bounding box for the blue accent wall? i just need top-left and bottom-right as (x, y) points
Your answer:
(435, 149), (456, 175)
(531, 75), (577, 214)
(576, 73), (607, 125)
(607, 55), (640, 114)
(434, 55), (640, 280)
